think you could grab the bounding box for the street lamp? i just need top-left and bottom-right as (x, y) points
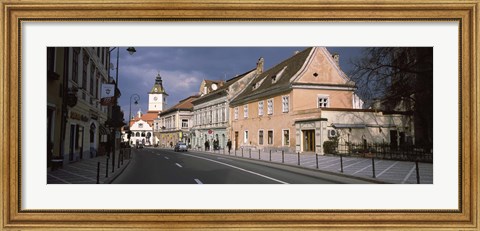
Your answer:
(107, 47), (136, 172)
(128, 93), (140, 146)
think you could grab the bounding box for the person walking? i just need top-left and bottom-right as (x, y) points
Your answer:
(227, 139), (232, 154)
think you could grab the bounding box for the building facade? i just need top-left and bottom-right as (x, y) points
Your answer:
(47, 47), (111, 166)
(229, 47), (412, 154)
(191, 68), (259, 151)
(155, 95), (199, 148)
(124, 73), (167, 146)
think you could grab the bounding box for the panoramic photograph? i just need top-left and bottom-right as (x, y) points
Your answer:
(46, 46), (433, 184)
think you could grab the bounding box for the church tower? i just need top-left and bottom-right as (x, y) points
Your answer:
(148, 73), (168, 112)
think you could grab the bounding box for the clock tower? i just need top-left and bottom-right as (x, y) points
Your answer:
(148, 73), (168, 112)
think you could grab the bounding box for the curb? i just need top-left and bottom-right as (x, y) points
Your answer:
(154, 147), (386, 184)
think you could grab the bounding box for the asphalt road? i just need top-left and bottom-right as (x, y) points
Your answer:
(112, 148), (373, 184)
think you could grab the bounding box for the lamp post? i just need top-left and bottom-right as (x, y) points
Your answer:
(128, 93), (140, 146)
(107, 47), (136, 170)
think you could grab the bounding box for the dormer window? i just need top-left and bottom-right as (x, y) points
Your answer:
(252, 78), (265, 90)
(271, 66), (287, 84)
(138, 123), (143, 128)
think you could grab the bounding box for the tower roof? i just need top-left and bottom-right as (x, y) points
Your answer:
(149, 73), (168, 95)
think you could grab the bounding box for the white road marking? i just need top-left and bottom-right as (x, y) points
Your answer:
(402, 164), (417, 183)
(337, 159), (369, 171)
(47, 174), (71, 184)
(194, 179), (203, 184)
(165, 157), (169, 160)
(175, 163), (183, 168)
(58, 169), (97, 181)
(181, 153), (289, 184)
(376, 161), (399, 178)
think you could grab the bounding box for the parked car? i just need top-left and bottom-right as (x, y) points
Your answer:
(136, 143), (144, 149)
(174, 142), (188, 152)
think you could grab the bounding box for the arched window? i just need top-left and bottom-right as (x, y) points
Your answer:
(136, 132), (140, 137)
(141, 132), (146, 137)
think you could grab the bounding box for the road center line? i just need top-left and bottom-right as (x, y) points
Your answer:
(181, 153), (289, 184)
(164, 157), (169, 160)
(194, 179), (203, 184)
(175, 163), (183, 168)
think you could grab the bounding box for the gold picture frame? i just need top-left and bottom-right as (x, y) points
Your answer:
(1, 0), (478, 230)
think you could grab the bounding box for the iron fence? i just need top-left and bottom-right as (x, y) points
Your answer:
(330, 142), (432, 163)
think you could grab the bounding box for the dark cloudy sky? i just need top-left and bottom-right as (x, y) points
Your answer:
(114, 47), (364, 121)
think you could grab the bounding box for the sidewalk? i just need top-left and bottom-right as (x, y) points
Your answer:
(190, 147), (433, 184)
(47, 148), (132, 184)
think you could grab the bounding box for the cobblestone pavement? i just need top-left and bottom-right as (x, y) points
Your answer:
(197, 148), (433, 184)
(47, 149), (132, 184)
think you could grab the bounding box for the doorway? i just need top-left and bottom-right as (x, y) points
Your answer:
(302, 130), (315, 152)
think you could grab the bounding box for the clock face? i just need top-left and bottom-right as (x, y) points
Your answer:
(153, 96), (158, 101)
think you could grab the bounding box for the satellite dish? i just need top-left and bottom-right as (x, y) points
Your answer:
(212, 84), (217, 90)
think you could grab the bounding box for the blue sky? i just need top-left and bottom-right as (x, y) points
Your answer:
(114, 47), (364, 121)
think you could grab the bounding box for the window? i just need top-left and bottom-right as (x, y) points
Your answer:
(317, 95), (329, 108)
(222, 107), (226, 122)
(89, 67), (95, 95)
(82, 53), (89, 100)
(244, 131), (248, 143)
(267, 99), (273, 115)
(282, 95), (289, 113)
(138, 123), (143, 128)
(258, 130), (264, 145)
(268, 130), (273, 145)
(72, 48), (79, 83)
(95, 73), (100, 99)
(141, 132), (145, 137)
(258, 101), (264, 116)
(234, 107), (238, 120)
(243, 105), (248, 118)
(136, 132), (140, 137)
(182, 119), (188, 128)
(283, 129), (290, 146)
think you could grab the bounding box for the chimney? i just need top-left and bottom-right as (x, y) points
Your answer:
(256, 57), (264, 74)
(332, 53), (340, 66)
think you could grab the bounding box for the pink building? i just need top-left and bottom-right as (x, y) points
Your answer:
(229, 47), (388, 154)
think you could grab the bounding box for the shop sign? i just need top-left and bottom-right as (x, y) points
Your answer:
(70, 111), (89, 122)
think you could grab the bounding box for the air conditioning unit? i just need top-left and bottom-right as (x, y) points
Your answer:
(328, 129), (338, 138)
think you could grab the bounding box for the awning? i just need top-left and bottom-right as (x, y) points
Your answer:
(99, 125), (110, 135)
(332, 123), (366, 129)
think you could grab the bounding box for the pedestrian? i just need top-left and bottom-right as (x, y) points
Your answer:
(227, 139), (232, 154)
(206, 140), (210, 151)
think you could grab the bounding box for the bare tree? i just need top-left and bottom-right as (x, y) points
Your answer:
(350, 47), (433, 150)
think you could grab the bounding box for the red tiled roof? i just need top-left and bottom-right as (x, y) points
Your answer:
(129, 111), (159, 127)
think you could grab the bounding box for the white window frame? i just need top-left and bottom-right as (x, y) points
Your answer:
(282, 129), (290, 146)
(258, 101), (264, 116)
(244, 130), (249, 144)
(267, 129), (274, 145)
(243, 105), (248, 118)
(267, 98), (274, 115)
(181, 119), (188, 128)
(282, 95), (289, 113)
(317, 95), (330, 108)
(234, 107), (239, 120)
